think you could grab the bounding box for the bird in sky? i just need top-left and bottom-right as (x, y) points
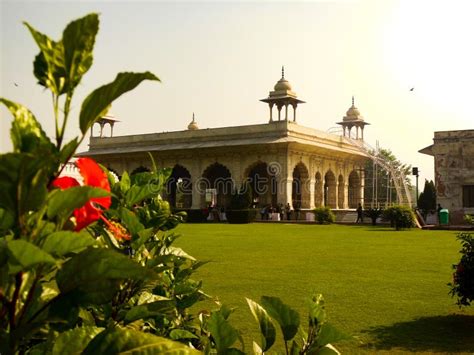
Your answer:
(409, 87), (414, 91)
(14, 83), (18, 87)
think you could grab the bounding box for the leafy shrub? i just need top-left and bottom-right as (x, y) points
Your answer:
(198, 294), (349, 354)
(226, 209), (257, 224)
(464, 214), (474, 225)
(0, 13), (201, 354)
(365, 207), (384, 226)
(226, 183), (255, 224)
(313, 207), (335, 224)
(382, 205), (415, 230)
(228, 183), (252, 210)
(449, 233), (474, 307)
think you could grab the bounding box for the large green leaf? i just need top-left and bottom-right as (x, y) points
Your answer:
(79, 72), (160, 134)
(260, 296), (300, 341)
(125, 184), (155, 207)
(246, 298), (276, 352)
(207, 311), (240, 353)
(62, 13), (99, 90)
(24, 22), (66, 94)
(118, 207), (144, 235)
(124, 300), (175, 324)
(1, 98), (54, 154)
(120, 171), (131, 194)
(169, 329), (199, 341)
(52, 326), (104, 355)
(47, 186), (110, 219)
(0, 153), (52, 216)
(83, 327), (200, 354)
(7, 239), (56, 274)
(41, 230), (96, 257)
(56, 248), (156, 304)
(316, 323), (350, 348)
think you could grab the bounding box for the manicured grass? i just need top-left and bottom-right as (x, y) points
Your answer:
(174, 223), (474, 354)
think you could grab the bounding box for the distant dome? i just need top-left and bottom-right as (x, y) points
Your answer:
(274, 78), (292, 91)
(187, 113), (199, 130)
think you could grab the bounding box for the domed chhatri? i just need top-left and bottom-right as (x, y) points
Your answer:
(187, 113), (199, 130)
(344, 96), (363, 121)
(274, 68), (293, 91)
(337, 96), (370, 140)
(260, 66), (305, 123)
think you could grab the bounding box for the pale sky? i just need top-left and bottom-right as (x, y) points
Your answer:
(1, 0), (473, 185)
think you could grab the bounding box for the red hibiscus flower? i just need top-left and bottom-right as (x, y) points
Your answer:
(52, 158), (112, 231)
(52, 158), (130, 240)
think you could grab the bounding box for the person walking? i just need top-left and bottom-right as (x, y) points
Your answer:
(285, 203), (292, 220)
(437, 203), (442, 224)
(356, 203), (364, 223)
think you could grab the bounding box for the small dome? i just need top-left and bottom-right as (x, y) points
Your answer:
(187, 113), (199, 130)
(346, 105), (360, 118)
(343, 97), (363, 121)
(274, 78), (292, 91)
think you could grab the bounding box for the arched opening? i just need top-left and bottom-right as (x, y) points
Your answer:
(324, 170), (337, 208)
(245, 161), (277, 208)
(201, 163), (233, 208)
(292, 162), (310, 209)
(165, 164), (192, 209)
(338, 174), (345, 209)
(348, 170), (361, 208)
(314, 172), (323, 207)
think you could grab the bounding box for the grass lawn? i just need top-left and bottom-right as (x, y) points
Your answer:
(174, 223), (474, 354)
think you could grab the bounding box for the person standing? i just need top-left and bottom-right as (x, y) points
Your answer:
(285, 203), (292, 220)
(356, 203), (364, 223)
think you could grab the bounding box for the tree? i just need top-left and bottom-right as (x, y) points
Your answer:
(418, 179), (436, 216)
(364, 148), (413, 207)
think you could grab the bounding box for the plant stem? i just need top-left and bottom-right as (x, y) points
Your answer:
(9, 272), (23, 330)
(17, 271), (41, 326)
(285, 340), (289, 355)
(53, 93), (60, 148)
(57, 92), (73, 150)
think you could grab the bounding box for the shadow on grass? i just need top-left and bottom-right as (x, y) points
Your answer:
(360, 314), (474, 352)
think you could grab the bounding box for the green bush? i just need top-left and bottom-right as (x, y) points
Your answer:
(313, 207), (335, 224)
(382, 205), (415, 230)
(365, 207), (384, 226)
(449, 233), (474, 307)
(226, 209), (257, 224)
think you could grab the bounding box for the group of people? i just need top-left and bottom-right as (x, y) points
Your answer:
(260, 203), (300, 221)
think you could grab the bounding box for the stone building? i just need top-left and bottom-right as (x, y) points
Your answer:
(78, 70), (370, 212)
(419, 129), (474, 223)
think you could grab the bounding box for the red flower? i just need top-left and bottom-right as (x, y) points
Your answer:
(52, 158), (111, 231)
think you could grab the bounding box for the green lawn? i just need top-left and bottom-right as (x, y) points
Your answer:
(174, 223), (474, 354)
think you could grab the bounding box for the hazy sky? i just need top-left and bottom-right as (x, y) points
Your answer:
(1, 0), (473, 185)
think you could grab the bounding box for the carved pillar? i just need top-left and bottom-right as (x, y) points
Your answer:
(344, 182), (349, 209)
(309, 178), (315, 209)
(269, 103), (274, 122)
